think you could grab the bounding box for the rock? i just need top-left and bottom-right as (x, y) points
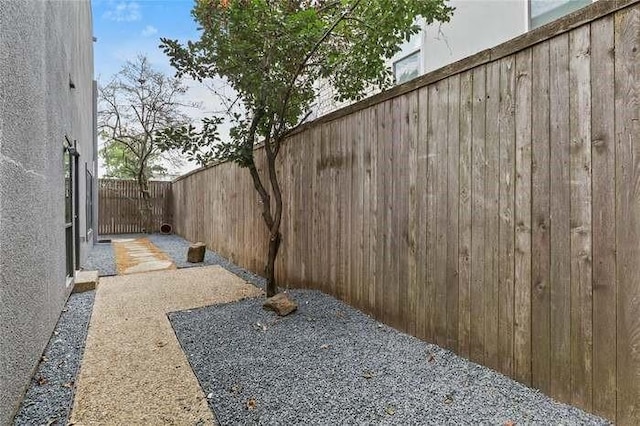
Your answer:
(73, 270), (99, 293)
(262, 293), (298, 316)
(187, 242), (206, 263)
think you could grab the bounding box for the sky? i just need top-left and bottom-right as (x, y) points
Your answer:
(92, 0), (229, 177)
(92, 0), (196, 80)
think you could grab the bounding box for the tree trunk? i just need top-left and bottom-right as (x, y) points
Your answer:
(138, 176), (153, 233)
(265, 231), (281, 297)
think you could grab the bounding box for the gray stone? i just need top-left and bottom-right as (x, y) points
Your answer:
(73, 270), (99, 293)
(187, 242), (206, 263)
(263, 293), (298, 316)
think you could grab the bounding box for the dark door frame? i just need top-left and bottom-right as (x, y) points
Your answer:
(64, 138), (80, 277)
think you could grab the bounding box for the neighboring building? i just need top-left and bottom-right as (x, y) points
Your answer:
(312, 0), (594, 118)
(389, 0), (592, 83)
(0, 1), (96, 423)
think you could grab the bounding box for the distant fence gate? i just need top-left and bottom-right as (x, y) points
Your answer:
(98, 179), (172, 235)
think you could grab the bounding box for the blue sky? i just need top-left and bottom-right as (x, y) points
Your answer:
(92, 0), (232, 176)
(92, 0), (198, 80)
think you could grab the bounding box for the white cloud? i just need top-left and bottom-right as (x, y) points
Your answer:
(141, 25), (158, 37)
(103, 1), (141, 22)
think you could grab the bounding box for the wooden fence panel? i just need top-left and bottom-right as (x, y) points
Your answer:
(98, 179), (171, 235)
(170, 1), (640, 423)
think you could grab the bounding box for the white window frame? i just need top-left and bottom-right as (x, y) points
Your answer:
(393, 49), (421, 85)
(529, 0), (593, 29)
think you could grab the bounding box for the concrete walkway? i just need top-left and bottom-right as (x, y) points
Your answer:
(69, 266), (263, 424)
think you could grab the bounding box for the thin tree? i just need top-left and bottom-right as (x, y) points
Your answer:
(159, 0), (453, 296)
(99, 55), (193, 232)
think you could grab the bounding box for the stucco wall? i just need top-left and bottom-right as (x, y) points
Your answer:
(418, 0), (527, 74)
(0, 1), (95, 424)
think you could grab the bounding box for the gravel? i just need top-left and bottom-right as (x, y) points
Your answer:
(13, 291), (96, 426)
(83, 240), (116, 276)
(84, 233), (266, 288)
(146, 234), (266, 288)
(170, 289), (609, 426)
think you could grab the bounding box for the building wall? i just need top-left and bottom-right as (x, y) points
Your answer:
(314, 0), (597, 118)
(418, 0), (527, 74)
(0, 1), (95, 424)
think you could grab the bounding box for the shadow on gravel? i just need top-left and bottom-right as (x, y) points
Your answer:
(169, 290), (609, 426)
(13, 291), (95, 426)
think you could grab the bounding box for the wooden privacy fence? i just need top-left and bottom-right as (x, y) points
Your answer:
(98, 179), (172, 234)
(171, 1), (640, 423)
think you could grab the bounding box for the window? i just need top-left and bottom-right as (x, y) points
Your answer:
(64, 143), (74, 278)
(393, 51), (420, 85)
(530, 0), (592, 28)
(86, 166), (94, 237)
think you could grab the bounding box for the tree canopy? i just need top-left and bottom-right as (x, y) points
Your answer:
(160, 0), (453, 295)
(160, 0), (453, 166)
(99, 55), (191, 182)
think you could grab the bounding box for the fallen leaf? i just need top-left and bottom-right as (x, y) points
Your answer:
(444, 395), (454, 405)
(156, 341), (167, 348)
(62, 381), (74, 388)
(504, 421), (516, 426)
(427, 353), (435, 363)
(36, 376), (48, 386)
(385, 406), (396, 415)
(41, 356), (49, 362)
(246, 398), (257, 410)
(319, 344), (331, 350)
(362, 371), (374, 379)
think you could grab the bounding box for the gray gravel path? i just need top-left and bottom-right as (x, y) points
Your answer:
(170, 290), (609, 426)
(83, 241), (116, 276)
(84, 233), (266, 288)
(13, 291), (95, 426)
(147, 234), (266, 287)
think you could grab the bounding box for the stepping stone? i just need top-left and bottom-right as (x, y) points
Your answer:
(124, 260), (174, 274)
(73, 270), (99, 293)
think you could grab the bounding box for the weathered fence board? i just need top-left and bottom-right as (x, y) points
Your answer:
(98, 179), (171, 235)
(171, 1), (640, 423)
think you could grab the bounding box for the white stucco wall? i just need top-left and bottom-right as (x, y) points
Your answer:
(419, 0), (527, 74)
(0, 1), (95, 423)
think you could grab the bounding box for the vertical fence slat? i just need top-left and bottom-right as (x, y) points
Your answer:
(434, 79), (449, 347)
(498, 55), (516, 378)
(446, 75), (460, 353)
(591, 14), (617, 420)
(514, 48), (533, 386)
(549, 32), (572, 403)
(484, 60), (501, 370)
(569, 24), (593, 411)
(416, 86), (429, 341)
(470, 65), (487, 364)
(531, 40), (551, 394)
(615, 5), (640, 424)
(457, 71), (473, 359)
